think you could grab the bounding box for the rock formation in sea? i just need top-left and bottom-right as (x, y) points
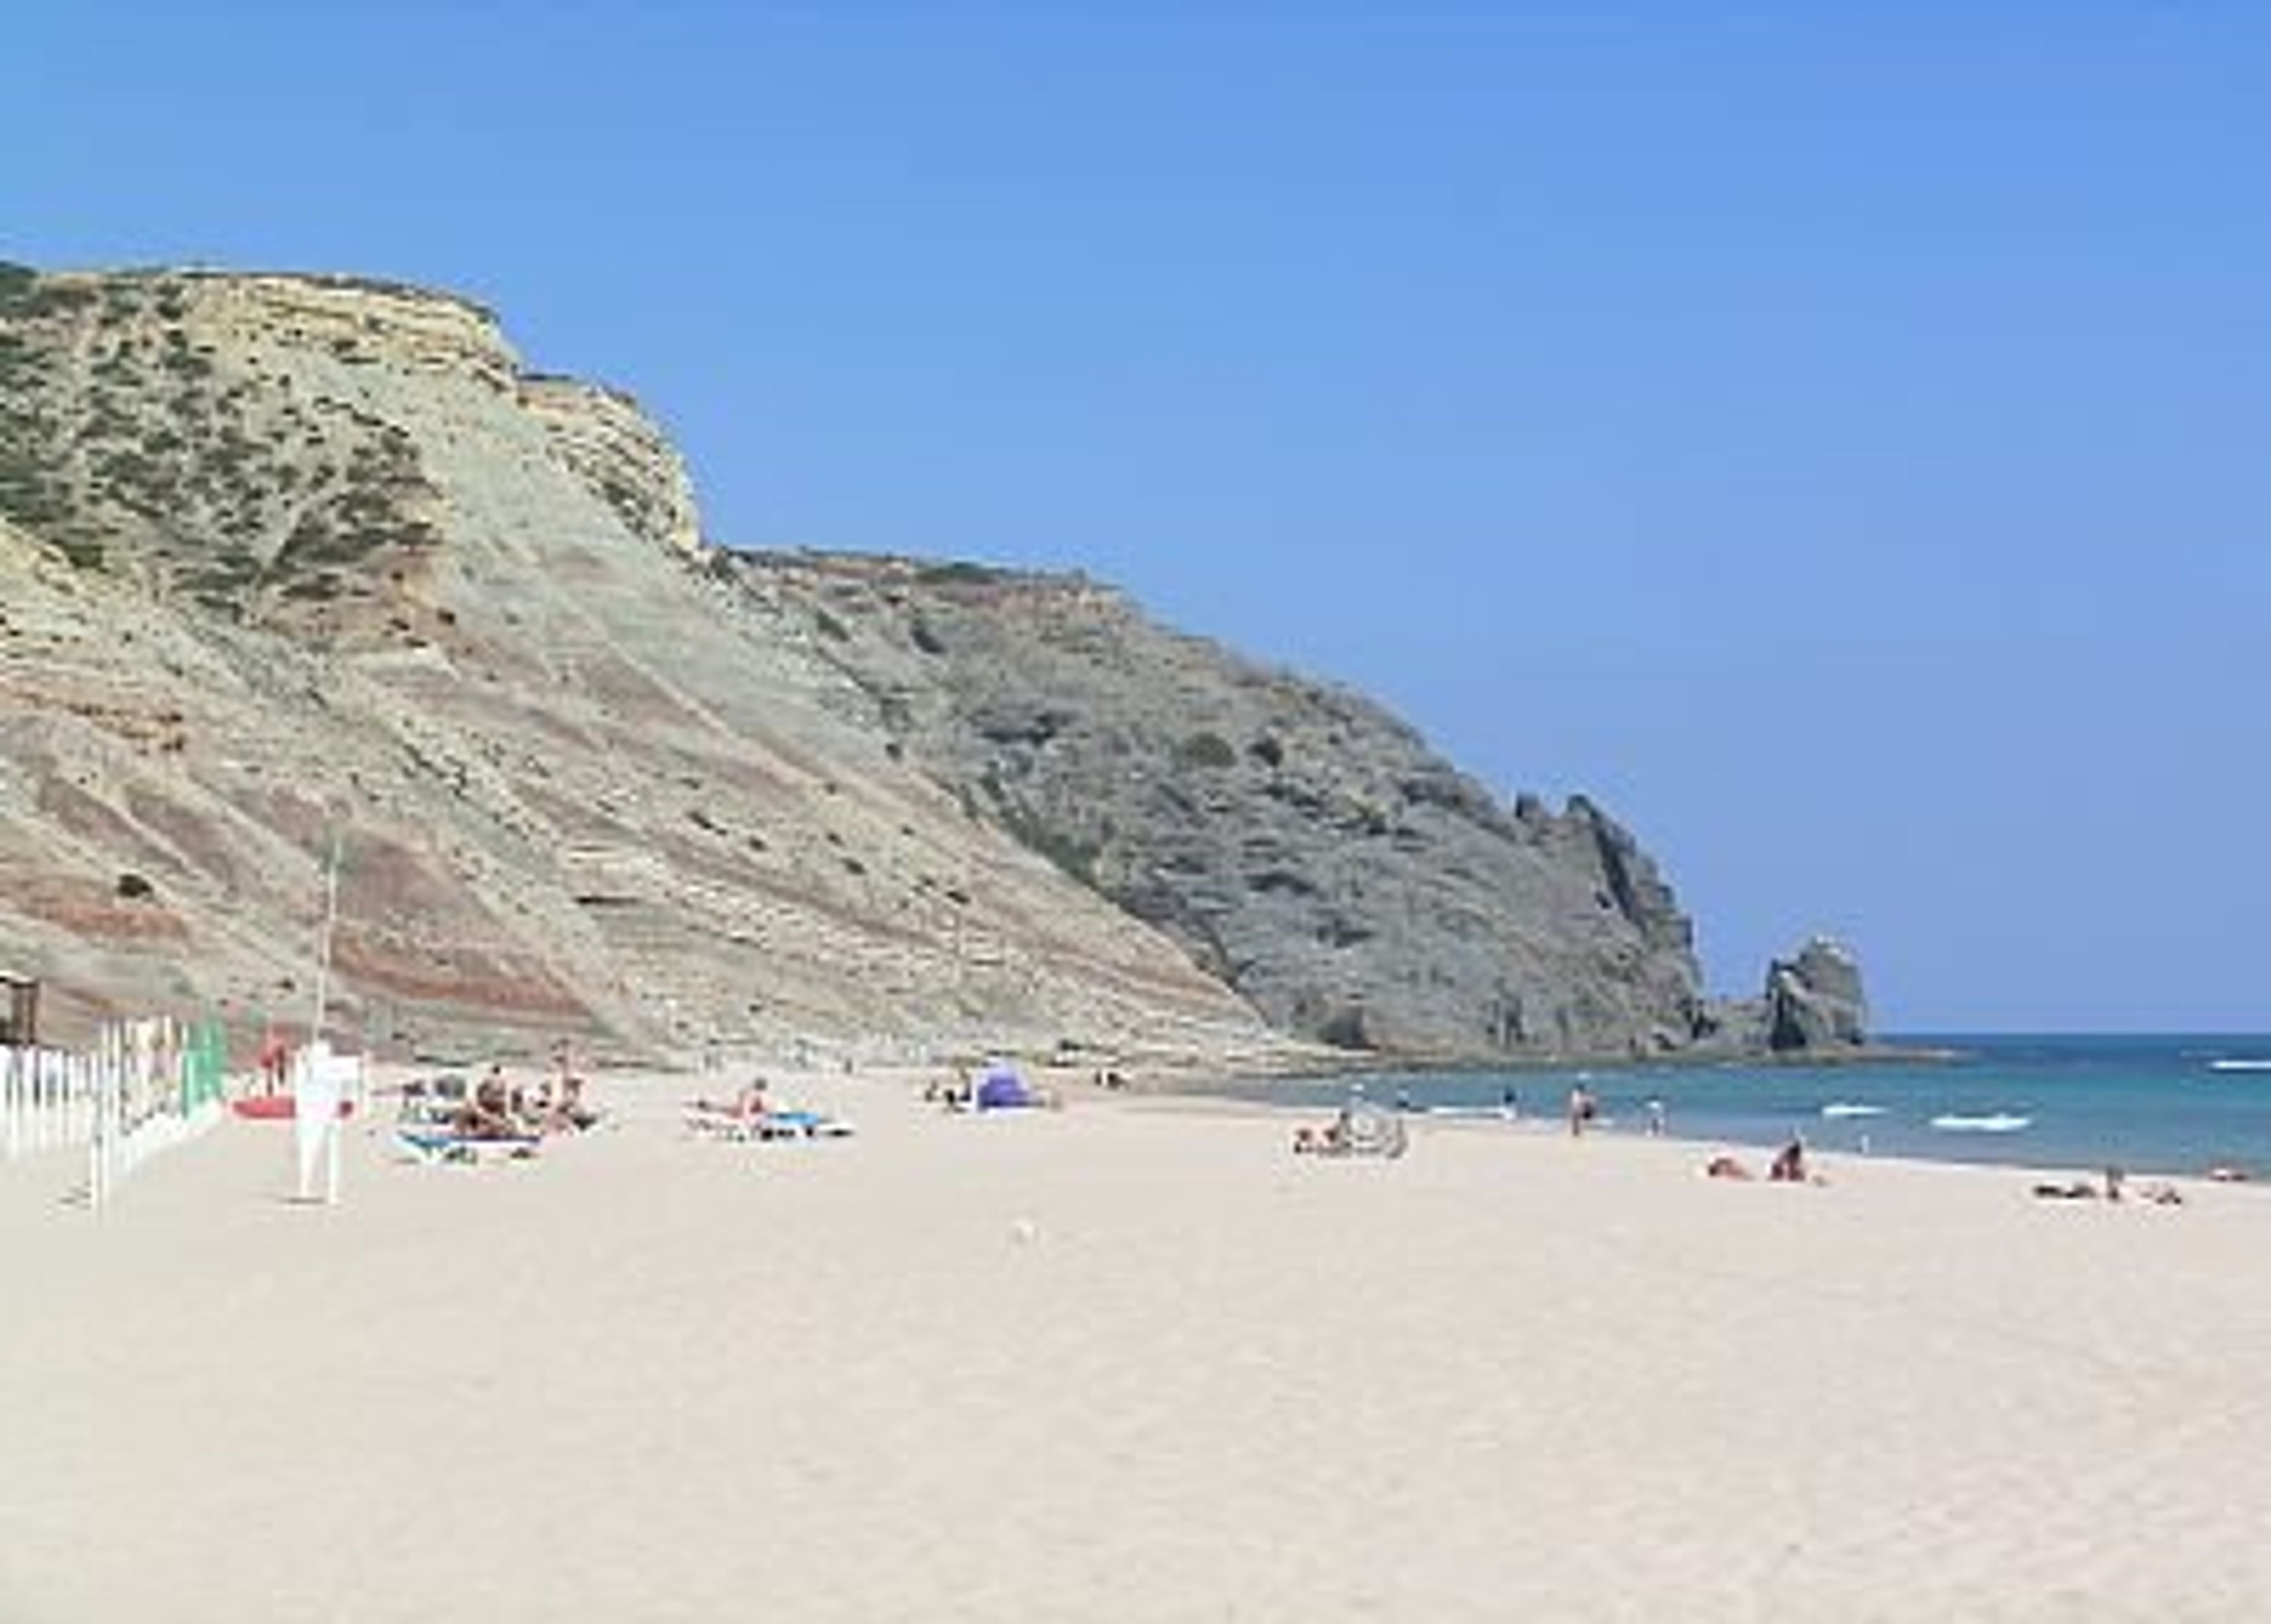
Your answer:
(1701, 936), (1872, 1055)
(0, 262), (1860, 1066)
(1762, 937), (1871, 1051)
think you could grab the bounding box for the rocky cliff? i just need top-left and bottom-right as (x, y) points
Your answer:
(0, 265), (1280, 1066)
(715, 554), (1711, 1059)
(0, 262), (1855, 1067)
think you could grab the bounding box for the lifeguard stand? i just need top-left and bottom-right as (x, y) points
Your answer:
(0, 972), (38, 1047)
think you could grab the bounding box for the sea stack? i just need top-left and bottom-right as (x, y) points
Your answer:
(1763, 936), (1871, 1051)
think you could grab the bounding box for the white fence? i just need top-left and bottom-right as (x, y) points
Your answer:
(3, 1017), (230, 1208)
(1, 1046), (98, 1159)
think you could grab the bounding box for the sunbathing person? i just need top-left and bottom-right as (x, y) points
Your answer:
(2031, 1172), (2185, 1206)
(541, 1065), (600, 1133)
(1704, 1153), (1754, 1181)
(690, 1076), (772, 1125)
(1295, 1109), (1355, 1155)
(454, 1066), (521, 1139)
(1767, 1135), (1811, 1183)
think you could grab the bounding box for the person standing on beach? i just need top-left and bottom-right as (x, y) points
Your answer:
(256, 1027), (290, 1096)
(1568, 1083), (1597, 1137)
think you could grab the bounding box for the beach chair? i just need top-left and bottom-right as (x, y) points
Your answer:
(394, 1126), (541, 1166)
(397, 1073), (468, 1130)
(682, 1104), (853, 1143)
(763, 1108), (855, 1140)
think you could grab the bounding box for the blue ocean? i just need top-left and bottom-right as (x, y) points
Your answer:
(1214, 1035), (2271, 1178)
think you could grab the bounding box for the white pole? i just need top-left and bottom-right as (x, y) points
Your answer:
(310, 829), (343, 1050)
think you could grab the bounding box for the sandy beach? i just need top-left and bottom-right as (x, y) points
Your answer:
(5, 1070), (2269, 1623)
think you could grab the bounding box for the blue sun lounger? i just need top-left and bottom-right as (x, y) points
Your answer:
(682, 1105), (855, 1142)
(395, 1127), (542, 1165)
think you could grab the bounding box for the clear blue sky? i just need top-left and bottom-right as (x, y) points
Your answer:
(8, 4), (2265, 1031)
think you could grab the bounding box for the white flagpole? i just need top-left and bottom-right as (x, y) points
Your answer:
(309, 829), (342, 1049)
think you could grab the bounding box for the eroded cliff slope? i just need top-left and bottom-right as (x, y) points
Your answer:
(721, 554), (1712, 1059)
(0, 266), (1280, 1064)
(1, 261), (1822, 1066)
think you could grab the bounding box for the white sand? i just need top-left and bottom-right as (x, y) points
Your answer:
(5, 1072), (2269, 1622)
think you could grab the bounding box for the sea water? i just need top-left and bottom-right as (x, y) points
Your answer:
(1214, 1034), (2271, 1178)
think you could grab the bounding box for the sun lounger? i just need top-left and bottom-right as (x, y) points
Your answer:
(395, 1127), (541, 1165)
(682, 1105), (855, 1142)
(766, 1108), (854, 1140)
(394, 1075), (471, 1131)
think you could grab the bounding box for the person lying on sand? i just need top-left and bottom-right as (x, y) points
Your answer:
(2102, 1168), (2183, 1206)
(691, 1076), (771, 1124)
(1704, 1153), (1753, 1180)
(2033, 1171), (2185, 1206)
(1294, 1108), (1356, 1156)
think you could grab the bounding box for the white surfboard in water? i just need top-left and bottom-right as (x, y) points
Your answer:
(2208, 1059), (2271, 1073)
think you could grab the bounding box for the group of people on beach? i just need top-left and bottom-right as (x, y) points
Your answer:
(2031, 1166), (2186, 1206)
(1703, 1135), (1816, 1183)
(1286, 1075), (1836, 1186)
(920, 1062), (1065, 1112)
(401, 1046), (2246, 1204)
(445, 1050), (599, 1140)
(1291, 1108), (1356, 1156)
(1561, 1083), (1668, 1138)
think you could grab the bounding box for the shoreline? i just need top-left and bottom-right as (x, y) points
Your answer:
(1128, 1035), (2266, 1185)
(1124, 1082), (2257, 1190)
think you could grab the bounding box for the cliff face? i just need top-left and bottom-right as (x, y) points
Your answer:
(722, 554), (1710, 1059)
(0, 266), (1280, 1065)
(0, 262), (1843, 1066)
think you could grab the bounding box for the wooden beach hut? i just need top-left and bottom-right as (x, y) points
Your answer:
(0, 972), (37, 1048)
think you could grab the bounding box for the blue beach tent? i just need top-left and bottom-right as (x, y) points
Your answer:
(975, 1063), (1033, 1111)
